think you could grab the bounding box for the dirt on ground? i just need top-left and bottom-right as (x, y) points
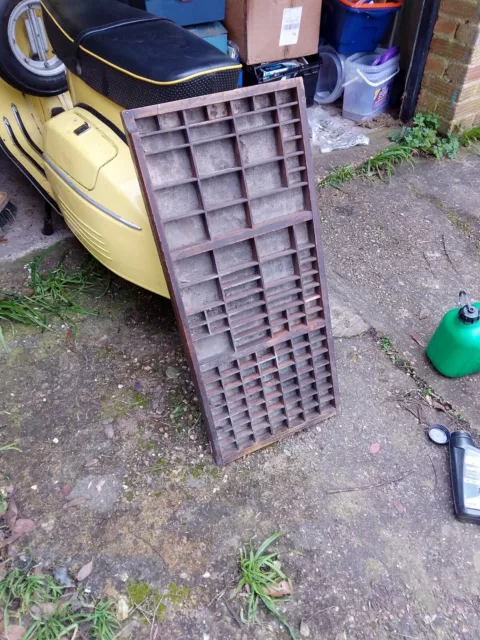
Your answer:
(1, 149), (480, 639)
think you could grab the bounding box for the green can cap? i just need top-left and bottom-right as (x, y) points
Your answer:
(458, 291), (479, 324)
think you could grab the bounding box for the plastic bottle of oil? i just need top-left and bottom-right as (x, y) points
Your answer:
(450, 431), (480, 524)
(426, 291), (480, 378)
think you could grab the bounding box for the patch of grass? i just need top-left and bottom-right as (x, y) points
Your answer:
(320, 164), (355, 188)
(0, 441), (21, 453)
(362, 145), (415, 181)
(0, 246), (110, 347)
(150, 458), (168, 476)
(419, 385), (435, 398)
(445, 210), (471, 236)
(0, 566), (120, 640)
(459, 125), (480, 146)
(378, 335), (393, 352)
(169, 404), (186, 432)
(29, 247), (109, 308)
(188, 462), (219, 480)
(23, 604), (81, 640)
(0, 567), (64, 627)
(0, 326), (7, 353)
(232, 532), (296, 640)
(23, 601), (119, 640)
(132, 391), (149, 409)
(0, 488), (7, 514)
(87, 599), (120, 640)
(320, 112), (463, 190)
(377, 333), (414, 372)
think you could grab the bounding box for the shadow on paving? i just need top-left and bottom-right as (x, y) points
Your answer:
(1, 150), (480, 638)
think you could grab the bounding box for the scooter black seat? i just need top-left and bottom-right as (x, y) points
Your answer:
(41, 0), (241, 109)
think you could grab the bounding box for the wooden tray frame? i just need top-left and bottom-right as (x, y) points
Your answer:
(123, 78), (339, 465)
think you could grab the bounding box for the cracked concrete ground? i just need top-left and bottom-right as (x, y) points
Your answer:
(1, 145), (480, 639)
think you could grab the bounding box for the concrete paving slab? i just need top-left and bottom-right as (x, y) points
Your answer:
(0, 151), (71, 265)
(2, 126), (480, 639)
(319, 149), (480, 426)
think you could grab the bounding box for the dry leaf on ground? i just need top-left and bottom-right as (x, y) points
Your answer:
(410, 334), (425, 348)
(104, 424), (114, 439)
(39, 603), (56, 617)
(12, 519), (36, 534)
(5, 625), (27, 640)
(117, 597), (129, 621)
(393, 499), (406, 514)
(263, 580), (292, 598)
(0, 533), (22, 549)
(76, 560), (93, 582)
(66, 327), (76, 349)
(63, 497), (86, 509)
(5, 499), (18, 530)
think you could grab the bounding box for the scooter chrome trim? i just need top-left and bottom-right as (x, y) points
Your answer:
(0, 134), (61, 215)
(3, 116), (45, 176)
(42, 154), (142, 231)
(12, 104), (43, 156)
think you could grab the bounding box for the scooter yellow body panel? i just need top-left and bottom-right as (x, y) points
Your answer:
(0, 78), (69, 198)
(68, 75), (124, 131)
(0, 77), (170, 298)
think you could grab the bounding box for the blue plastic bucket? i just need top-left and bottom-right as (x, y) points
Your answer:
(321, 0), (402, 54)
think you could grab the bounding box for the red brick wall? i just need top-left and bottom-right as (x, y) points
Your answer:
(417, 0), (480, 132)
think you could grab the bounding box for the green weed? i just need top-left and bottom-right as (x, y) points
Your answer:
(0, 441), (21, 453)
(86, 599), (120, 640)
(23, 604), (81, 640)
(0, 566), (120, 639)
(378, 335), (392, 352)
(0, 568), (64, 627)
(0, 326), (7, 353)
(0, 488), (7, 514)
(232, 533), (296, 639)
(362, 145), (415, 180)
(0, 246), (109, 337)
(320, 112), (462, 189)
(169, 404), (186, 431)
(320, 164), (355, 188)
(391, 113), (459, 159)
(420, 386), (435, 398)
(23, 601), (119, 640)
(459, 125), (480, 146)
(132, 391), (149, 408)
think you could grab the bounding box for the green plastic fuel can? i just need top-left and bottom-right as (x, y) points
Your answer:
(426, 291), (480, 378)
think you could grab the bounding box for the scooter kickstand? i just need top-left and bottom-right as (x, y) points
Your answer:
(42, 202), (54, 236)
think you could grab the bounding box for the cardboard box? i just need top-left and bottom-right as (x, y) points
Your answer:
(225, 0), (322, 65)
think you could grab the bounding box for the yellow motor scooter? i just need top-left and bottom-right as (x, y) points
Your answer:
(0, 0), (241, 296)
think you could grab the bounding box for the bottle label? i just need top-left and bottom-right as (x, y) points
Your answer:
(464, 449), (480, 510)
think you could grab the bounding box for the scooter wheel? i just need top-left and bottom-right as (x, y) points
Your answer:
(0, 0), (67, 96)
